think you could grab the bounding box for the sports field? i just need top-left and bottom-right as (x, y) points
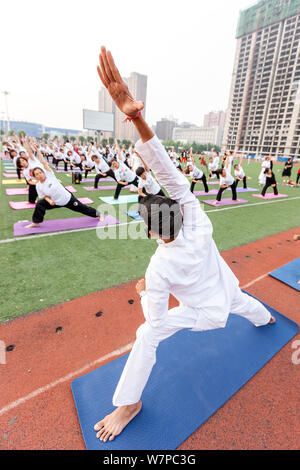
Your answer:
(0, 157), (299, 323)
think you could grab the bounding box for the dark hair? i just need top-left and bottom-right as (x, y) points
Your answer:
(91, 154), (99, 161)
(139, 195), (183, 240)
(15, 156), (26, 169)
(32, 167), (45, 177)
(135, 166), (145, 177)
(9, 150), (17, 158)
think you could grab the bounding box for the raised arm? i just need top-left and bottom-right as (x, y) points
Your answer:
(23, 136), (35, 161)
(97, 46), (194, 206)
(30, 140), (51, 172)
(134, 150), (149, 172)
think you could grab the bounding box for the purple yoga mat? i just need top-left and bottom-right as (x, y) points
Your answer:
(252, 193), (288, 199)
(83, 185), (117, 191)
(13, 214), (119, 236)
(82, 177), (115, 183)
(234, 187), (258, 192)
(202, 198), (248, 207)
(9, 198), (94, 210)
(194, 190), (217, 196)
(6, 188), (29, 195)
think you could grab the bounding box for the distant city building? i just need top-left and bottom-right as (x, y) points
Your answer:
(223, 0), (300, 158)
(203, 110), (226, 129)
(99, 71), (147, 143)
(0, 120), (82, 139)
(44, 126), (81, 138)
(155, 118), (177, 141)
(0, 120), (43, 138)
(172, 126), (223, 146)
(98, 87), (115, 139)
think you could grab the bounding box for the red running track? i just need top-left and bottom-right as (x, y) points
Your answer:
(0, 227), (299, 450)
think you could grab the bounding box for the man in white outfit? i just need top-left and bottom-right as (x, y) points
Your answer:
(94, 47), (275, 443)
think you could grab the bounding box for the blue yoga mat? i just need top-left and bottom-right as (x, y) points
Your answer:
(100, 195), (138, 205)
(269, 257), (300, 292)
(71, 295), (298, 450)
(126, 210), (142, 221)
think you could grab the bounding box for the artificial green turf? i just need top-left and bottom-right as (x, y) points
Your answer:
(0, 157), (299, 322)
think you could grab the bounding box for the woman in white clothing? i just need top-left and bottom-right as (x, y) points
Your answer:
(25, 153), (102, 229)
(258, 156), (272, 185)
(91, 154), (117, 188)
(135, 152), (165, 202)
(93, 47), (275, 443)
(234, 156), (249, 189)
(15, 137), (44, 204)
(185, 164), (209, 193)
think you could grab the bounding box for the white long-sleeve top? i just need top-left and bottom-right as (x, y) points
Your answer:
(134, 135), (239, 330)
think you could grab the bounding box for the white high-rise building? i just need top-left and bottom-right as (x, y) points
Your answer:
(223, 0), (300, 158)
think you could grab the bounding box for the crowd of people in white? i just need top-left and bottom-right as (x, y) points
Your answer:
(2, 132), (299, 220)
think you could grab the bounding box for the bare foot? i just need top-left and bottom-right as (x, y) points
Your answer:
(293, 234), (300, 241)
(25, 223), (40, 228)
(212, 201), (220, 206)
(99, 214), (104, 222)
(94, 400), (142, 442)
(269, 315), (276, 324)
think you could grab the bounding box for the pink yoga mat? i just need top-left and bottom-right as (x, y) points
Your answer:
(14, 214), (119, 236)
(202, 198), (248, 207)
(83, 185), (117, 191)
(252, 193), (288, 199)
(65, 186), (77, 193)
(3, 172), (19, 177)
(6, 188), (29, 195)
(9, 198), (94, 210)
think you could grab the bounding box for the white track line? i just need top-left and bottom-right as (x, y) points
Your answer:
(0, 262), (292, 417)
(0, 342), (133, 417)
(205, 195), (300, 213)
(241, 273), (268, 289)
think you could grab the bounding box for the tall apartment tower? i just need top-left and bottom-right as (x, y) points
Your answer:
(204, 111), (226, 129)
(98, 87), (115, 139)
(99, 72), (147, 143)
(222, 0), (300, 158)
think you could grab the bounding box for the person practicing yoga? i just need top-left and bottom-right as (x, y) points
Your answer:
(185, 163), (209, 193)
(25, 151), (102, 229)
(213, 156), (238, 206)
(111, 151), (139, 199)
(91, 154), (117, 189)
(261, 168), (278, 197)
(282, 157), (293, 185)
(135, 151), (165, 202)
(234, 155), (249, 189)
(15, 137), (44, 204)
(93, 47), (275, 443)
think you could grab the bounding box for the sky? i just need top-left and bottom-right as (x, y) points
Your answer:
(0, 0), (255, 131)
